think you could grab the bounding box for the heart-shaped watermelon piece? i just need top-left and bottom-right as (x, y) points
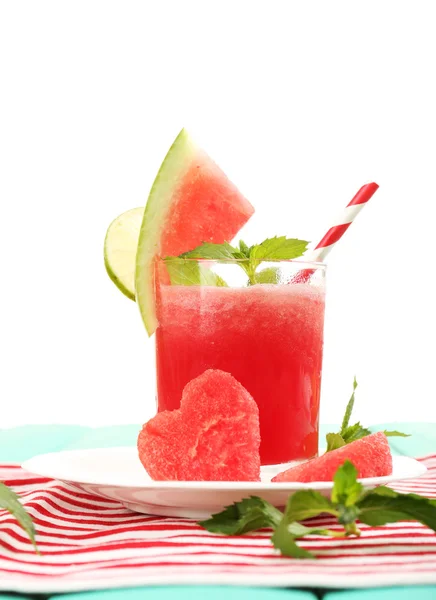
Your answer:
(137, 369), (261, 481)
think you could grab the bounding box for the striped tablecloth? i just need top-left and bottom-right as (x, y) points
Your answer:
(1, 455), (436, 594)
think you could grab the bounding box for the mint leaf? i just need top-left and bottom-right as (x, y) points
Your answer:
(286, 522), (333, 538)
(283, 489), (337, 522)
(330, 461), (363, 534)
(199, 496), (283, 535)
(407, 494), (436, 508)
(165, 259), (228, 287)
(165, 259), (202, 286)
(180, 242), (237, 261)
(271, 494), (337, 559)
(271, 518), (315, 559)
(342, 422), (372, 443)
(384, 430), (411, 438)
(210, 274), (228, 287)
(332, 461), (364, 507)
(357, 487), (436, 531)
(0, 482), (37, 550)
(288, 521), (348, 539)
(254, 267), (280, 284)
(326, 433), (346, 452)
(246, 236), (308, 285)
(238, 240), (251, 257)
(340, 376), (358, 434)
(272, 495), (317, 559)
(250, 236), (309, 262)
(366, 485), (398, 498)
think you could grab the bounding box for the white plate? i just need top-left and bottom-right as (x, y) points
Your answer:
(22, 447), (427, 519)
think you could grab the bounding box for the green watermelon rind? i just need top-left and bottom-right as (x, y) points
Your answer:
(135, 129), (198, 335)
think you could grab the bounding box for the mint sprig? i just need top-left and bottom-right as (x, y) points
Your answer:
(199, 460), (436, 558)
(0, 482), (38, 551)
(166, 236), (309, 286)
(325, 378), (409, 452)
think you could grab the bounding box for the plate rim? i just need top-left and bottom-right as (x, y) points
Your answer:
(21, 446), (427, 491)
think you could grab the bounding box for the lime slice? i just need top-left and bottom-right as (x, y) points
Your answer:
(104, 207), (144, 301)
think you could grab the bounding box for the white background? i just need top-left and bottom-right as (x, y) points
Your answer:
(1, 1), (435, 429)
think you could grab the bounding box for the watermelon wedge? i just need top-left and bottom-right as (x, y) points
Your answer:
(135, 129), (255, 335)
(272, 432), (393, 483)
(137, 369), (261, 481)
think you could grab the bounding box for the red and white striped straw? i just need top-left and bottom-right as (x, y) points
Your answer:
(303, 182), (379, 263)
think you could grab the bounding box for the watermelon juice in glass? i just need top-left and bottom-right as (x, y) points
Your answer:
(154, 258), (326, 466)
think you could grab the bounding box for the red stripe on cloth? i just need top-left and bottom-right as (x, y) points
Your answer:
(1, 454), (436, 592)
(48, 485), (122, 503)
(1, 516), (199, 538)
(20, 489), (126, 510)
(23, 503), (148, 525)
(2, 477), (52, 486)
(81, 558), (436, 572)
(21, 495), (142, 517)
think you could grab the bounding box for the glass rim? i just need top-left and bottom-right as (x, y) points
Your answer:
(158, 257), (326, 268)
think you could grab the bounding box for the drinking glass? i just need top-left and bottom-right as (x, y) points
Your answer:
(154, 258), (326, 466)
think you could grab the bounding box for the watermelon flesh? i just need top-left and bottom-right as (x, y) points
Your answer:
(160, 160), (254, 257)
(135, 129), (254, 335)
(137, 369), (261, 481)
(272, 432), (392, 483)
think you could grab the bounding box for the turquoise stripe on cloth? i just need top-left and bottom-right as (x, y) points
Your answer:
(0, 424), (139, 463)
(64, 425), (140, 450)
(0, 425), (89, 462)
(2, 423), (434, 463)
(319, 423), (436, 456)
(369, 423), (436, 457)
(325, 586), (436, 599)
(52, 587), (314, 600)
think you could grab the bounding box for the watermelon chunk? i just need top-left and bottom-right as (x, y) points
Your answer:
(137, 369), (261, 481)
(272, 432), (392, 483)
(135, 129), (255, 335)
